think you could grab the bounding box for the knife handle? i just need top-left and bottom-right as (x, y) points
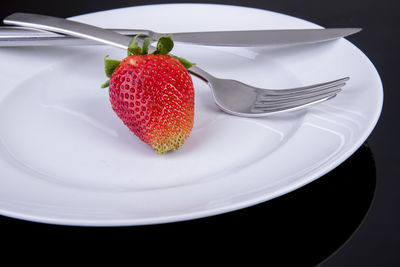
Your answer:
(3, 13), (142, 49)
(0, 26), (153, 47)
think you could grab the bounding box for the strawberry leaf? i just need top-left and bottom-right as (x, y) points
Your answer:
(127, 34), (143, 56)
(101, 80), (110, 88)
(142, 37), (153, 55)
(154, 35), (174, 55)
(173, 56), (195, 69)
(104, 56), (121, 78)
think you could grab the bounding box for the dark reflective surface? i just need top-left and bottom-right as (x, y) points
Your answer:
(0, 143), (376, 265)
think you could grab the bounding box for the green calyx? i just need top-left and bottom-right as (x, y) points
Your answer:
(127, 34), (153, 56)
(104, 56), (121, 77)
(153, 35), (174, 55)
(101, 35), (195, 88)
(172, 56), (196, 69)
(154, 36), (195, 68)
(101, 55), (121, 88)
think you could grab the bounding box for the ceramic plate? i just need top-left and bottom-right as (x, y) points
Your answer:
(0, 4), (383, 225)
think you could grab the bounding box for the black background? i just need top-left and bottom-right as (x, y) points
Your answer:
(0, 1), (399, 265)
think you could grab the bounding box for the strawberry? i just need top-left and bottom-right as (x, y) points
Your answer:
(101, 35), (195, 154)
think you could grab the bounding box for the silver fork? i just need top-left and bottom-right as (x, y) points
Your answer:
(4, 13), (348, 117)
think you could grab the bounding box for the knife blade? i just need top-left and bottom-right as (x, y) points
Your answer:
(0, 25), (361, 47)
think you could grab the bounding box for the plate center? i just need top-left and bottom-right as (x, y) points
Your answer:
(0, 49), (303, 192)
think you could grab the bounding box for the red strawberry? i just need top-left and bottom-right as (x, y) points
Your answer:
(102, 35), (195, 154)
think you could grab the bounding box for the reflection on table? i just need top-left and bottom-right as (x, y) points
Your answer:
(0, 143), (375, 265)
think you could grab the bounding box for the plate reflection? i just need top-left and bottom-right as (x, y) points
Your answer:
(0, 143), (375, 264)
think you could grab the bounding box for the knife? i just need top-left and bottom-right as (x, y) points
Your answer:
(0, 24), (361, 47)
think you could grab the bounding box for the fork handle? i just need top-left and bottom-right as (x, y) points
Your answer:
(4, 13), (215, 83)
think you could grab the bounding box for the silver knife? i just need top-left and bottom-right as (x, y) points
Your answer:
(0, 25), (361, 47)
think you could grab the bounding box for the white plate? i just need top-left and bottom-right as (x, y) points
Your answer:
(0, 4), (383, 226)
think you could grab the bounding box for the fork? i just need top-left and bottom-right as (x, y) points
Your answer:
(4, 13), (348, 117)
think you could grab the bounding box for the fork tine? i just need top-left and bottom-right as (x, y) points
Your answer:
(256, 82), (345, 102)
(258, 77), (349, 97)
(251, 89), (341, 113)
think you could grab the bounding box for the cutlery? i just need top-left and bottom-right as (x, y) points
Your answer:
(3, 13), (349, 117)
(0, 25), (361, 47)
